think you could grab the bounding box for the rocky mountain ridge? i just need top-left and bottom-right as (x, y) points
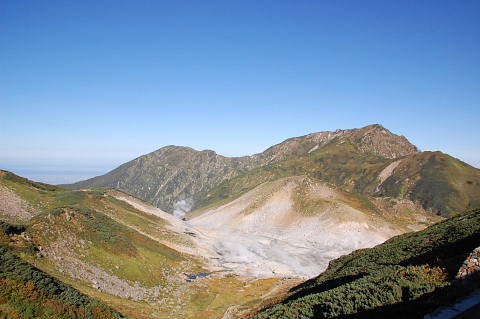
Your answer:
(65, 124), (421, 213)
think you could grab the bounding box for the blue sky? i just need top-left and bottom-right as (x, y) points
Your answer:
(1, 0), (479, 184)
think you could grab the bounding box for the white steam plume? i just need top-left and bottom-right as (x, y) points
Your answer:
(173, 199), (193, 218)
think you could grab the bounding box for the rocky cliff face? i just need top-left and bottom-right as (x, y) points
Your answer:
(65, 124), (419, 213)
(65, 146), (255, 212)
(456, 246), (480, 282)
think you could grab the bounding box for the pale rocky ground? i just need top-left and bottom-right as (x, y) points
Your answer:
(34, 233), (194, 309)
(376, 159), (402, 186)
(187, 177), (408, 278)
(0, 184), (37, 222)
(109, 176), (433, 279)
(426, 247), (480, 319)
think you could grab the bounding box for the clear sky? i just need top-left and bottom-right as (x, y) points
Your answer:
(1, 0), (479, 184)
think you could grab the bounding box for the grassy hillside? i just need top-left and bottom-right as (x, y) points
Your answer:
(0, 170), (198, 316)
(0, 171), (299, 318)
(253, 208), (480, 319)
(0, 222), (124, 319)
(195, 139), (480, 217)
(379, 152), (480, 217)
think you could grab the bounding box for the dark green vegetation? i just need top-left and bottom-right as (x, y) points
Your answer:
(0, 224), (123, 319)
(2, 125), (480, 318)
(63, 146), (253, 212)
(64, 125), (480, 218)
(0, 221), (26, 236)
(253, 208), (480, 319)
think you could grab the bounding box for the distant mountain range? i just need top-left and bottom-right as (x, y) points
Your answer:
(64, 124), (480, 217)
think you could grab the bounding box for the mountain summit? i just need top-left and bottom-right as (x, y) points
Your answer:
(260, 124), (419, 161)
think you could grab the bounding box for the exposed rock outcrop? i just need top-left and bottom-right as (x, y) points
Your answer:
(0, 185), (37, 222)
(456, 246), (480, 286)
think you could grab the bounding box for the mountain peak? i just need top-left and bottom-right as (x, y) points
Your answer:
(365, 123), (385, 129)
(265, 124), (419, 161)
(348, 124), (419, 158)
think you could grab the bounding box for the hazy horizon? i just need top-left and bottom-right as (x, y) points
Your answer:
(2, 1), (479, 183)
(3, 122), (480, 185)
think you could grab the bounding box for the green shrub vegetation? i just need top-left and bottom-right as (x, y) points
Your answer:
(0, 246), (124, 319)
(254, 208), (480, 319)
